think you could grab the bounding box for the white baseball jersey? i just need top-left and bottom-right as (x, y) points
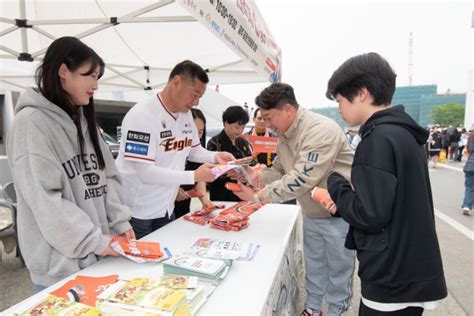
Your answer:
(116, 94), (210, 220)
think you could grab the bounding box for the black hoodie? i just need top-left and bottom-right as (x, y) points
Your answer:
(327, 105), (447, 303)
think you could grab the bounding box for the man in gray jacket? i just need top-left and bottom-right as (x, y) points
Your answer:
(236, 83), (355, 316)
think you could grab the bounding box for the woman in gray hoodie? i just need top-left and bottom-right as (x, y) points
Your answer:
(6, 37), (134, 291)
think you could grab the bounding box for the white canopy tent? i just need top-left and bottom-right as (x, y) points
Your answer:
(0, 0), (281, 92)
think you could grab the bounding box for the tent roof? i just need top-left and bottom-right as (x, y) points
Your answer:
(0, 0), (281, 91)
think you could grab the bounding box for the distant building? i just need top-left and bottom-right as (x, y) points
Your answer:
(311, 84), (466, 128)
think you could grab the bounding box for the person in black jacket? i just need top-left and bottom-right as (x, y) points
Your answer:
(324, 52), (447, 315)
(207, 106), (252, 201)
(428, 126), (443, 168)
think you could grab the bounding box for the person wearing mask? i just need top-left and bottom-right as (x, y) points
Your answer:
(6, 37), (134, 291)
(174, 108), (214, 218)
(207, 106), (252, 202)
(116, 60), (234, 239)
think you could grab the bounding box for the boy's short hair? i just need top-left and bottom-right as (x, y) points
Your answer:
(326, 52), (396, 106)
(255, 83), (299, 110)
(222, 106), (249, 125)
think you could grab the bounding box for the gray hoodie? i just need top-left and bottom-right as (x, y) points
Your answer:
(6, 88), (132, 286)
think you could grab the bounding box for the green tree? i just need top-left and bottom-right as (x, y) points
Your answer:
(430, 103), (464, 127)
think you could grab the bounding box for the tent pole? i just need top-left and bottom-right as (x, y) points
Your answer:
(31, 26), (57, 41)
(105, 66), (145, 89)
(0, 26), (18, 38)
(0, 79), (27, 90)
(0, 17), (15, 24)
(206, 60), (246, 72)
(121, 0), (174, 19)
(19, 0), (29, 54)
(100, 69), (143, 83)
(0, 45), (20, 57)
(28, 16), (195, 26)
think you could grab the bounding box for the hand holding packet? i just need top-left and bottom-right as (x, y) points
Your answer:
(311, 187), (336, 210)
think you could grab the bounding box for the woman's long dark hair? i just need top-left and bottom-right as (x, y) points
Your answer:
(36, 37), (106, 169)
(191, 108), (206, 147)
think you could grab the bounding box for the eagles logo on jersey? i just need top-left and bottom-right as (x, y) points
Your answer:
(160, 137), (192, 152)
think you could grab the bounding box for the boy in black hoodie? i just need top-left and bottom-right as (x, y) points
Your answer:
(324, 53), (447, 315)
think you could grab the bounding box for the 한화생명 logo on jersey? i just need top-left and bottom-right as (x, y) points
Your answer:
(125, 142), (149, 156)
(127, 131), (150, 144)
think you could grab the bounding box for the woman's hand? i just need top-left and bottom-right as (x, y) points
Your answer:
(120, 229), (136, 240)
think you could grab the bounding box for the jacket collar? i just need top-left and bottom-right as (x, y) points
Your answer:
(282, 107), (305, 140)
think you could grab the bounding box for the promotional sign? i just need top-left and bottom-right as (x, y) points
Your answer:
(244, 134), (278, 153)
(178, 0), (282, 83)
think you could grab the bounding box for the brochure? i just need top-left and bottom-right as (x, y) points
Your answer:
(190, 238), (260, 261)
(14, 294), (98, 316)
(159, 275), (198, 290)
(97, 278), (187, 315)
(163, 254), (231, 285)
(163, 255), (227, 278)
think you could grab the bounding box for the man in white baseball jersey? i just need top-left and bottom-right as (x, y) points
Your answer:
(116, 60), (234, 239)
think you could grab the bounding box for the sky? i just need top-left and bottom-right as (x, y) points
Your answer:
(219, 0), (473, 109)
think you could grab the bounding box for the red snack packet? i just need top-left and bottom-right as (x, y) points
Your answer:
(227, 155), (255, 166)
(111, 237), (163, 259)
(192, 204), (225, 216)
(184, 214), (211, 225)
(211, 221), (249, 231)
(212, 212), (248, 226)
(220, 201), (265, 216)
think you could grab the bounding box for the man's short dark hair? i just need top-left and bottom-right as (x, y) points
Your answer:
(169, 60), (209, 84)
(326, 52), (396, 106)
(222, 106), (249, 125)
(255, 83), (299, 110)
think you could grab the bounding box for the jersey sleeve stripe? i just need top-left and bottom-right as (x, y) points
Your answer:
(124, 155), (155, 162)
